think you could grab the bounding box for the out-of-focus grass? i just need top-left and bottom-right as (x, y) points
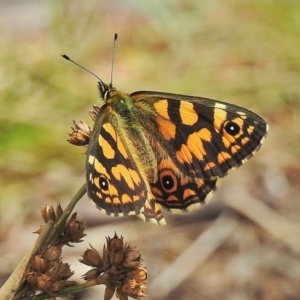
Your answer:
(0, 0), (300, 297)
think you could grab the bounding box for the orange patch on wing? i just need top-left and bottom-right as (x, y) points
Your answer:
(109, 184), (119, 197)
(176, 144), (193, 164)
(113, 197), (121, 205)
(198, 128), (212, 141)
(111, 164), (139, 190)
(94, 159), (110, 178)
(241, 137), (250, 145)
(214, 108), (227, 132)
(187, 132), (204, 160)
(117, 138), (128, 159)
(166, 195), (179, 202)
(151, 186), (163, 197)
(247, 126), (254, 135)
(183, 188), (197, 200)
(196, 179), (204, 188)
(96, 191), (105, 201)
(103, 123), (116, 141)
(222, 134), (235, 148)
(104, 196), (111, 204)
(230, 145), (241, 154)
(158, 159), (180, 175)
(99, 135), (115, 159)
(133, 195), (140, 202)
(186, 129), (212, 161)
(121, 194), (132, 204)
(93, 177), (100, 189)
(103, 123), (128, 159)
(179, 102), (198, 125)
(129, 168), (141, 186)
(204, 162), (216, 171)
(154, 100), (170, 119)
(110, 197), (121, 205)
(156, 116), (176, 141)
(217, 151), (231, 164)
(222, 136), (230, 148)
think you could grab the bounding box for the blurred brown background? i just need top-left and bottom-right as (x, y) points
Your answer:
(0, 1), (300, 299)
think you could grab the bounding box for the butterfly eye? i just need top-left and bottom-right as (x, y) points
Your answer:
(99, 176), (109, 191)
(160, 170), (178, 193)
(224, 121), (240, 136)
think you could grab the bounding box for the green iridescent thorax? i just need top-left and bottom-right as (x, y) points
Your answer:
(108, 91), (135, 119)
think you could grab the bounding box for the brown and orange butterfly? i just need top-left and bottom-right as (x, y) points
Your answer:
(65, 46), (268, 225)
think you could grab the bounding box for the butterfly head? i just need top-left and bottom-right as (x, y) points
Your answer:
(98, 80), (116, 102)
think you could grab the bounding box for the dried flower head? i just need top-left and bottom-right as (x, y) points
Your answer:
(89, 105), (100, 121)
(37, 206), (86, 247)
(64, 212), (86, 243)
(36, 204), (64, 235)
(68, 120), (91, 146)
(21, 245), (75, 298)
(81, 233), (147, 299)
(80, 245), (103, 268)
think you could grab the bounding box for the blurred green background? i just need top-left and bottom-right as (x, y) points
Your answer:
(0, 0), (300, 298)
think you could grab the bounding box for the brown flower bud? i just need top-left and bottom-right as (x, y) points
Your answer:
(102, 245), (110, 267)
(122, 278), (136, 293)
(41, 205), (56, 223)
(45, 261), (60, 280)
(31, 255), (46, 273)
(65, 213), (86, 243)
(83, 268), (99, 280)
(122, 249), (141, 268)
(43, 246), (62, 262)
(108, 234), (124, 265)
(68, 120), (91, 146)
(59, 262), (74, 280)
(121, 280), (147, 299)
(127, 267), (147, 283)
(55, 204), (64, 219)
(80, 246), (103, 267)
(104, 284), (116, 300)
(26, 271), (38, 286)
(36, 274), (52, 291)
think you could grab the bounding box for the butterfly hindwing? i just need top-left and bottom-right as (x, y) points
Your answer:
(150, 157), (219, 211)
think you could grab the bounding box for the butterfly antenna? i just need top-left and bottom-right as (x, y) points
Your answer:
(110, 33), (118, 88)
(61, 54), (103, 83)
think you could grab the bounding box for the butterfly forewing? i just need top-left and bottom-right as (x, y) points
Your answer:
(130, 91), (268, 210)
(131, 91), (268, 179)
(86, 100), (165, 223)
(86, 107), (143, 215)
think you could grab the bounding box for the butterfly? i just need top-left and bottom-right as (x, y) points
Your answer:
(65, 58), (268, 225)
